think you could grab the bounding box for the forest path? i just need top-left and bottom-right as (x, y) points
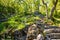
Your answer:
(19, 13), (60, 40)
(0, 13), (60, 40)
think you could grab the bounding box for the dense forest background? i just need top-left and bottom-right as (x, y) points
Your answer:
(0, 0), (60, 34)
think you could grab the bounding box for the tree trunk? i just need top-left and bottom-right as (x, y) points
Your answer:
(42, 0), (48, 19)
(50, 0), (58, 20)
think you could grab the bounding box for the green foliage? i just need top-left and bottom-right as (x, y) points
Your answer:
(0, 0), (60, 34)
(0, 23), (4, 32)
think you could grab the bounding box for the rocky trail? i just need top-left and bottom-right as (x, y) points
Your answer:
(0, 13), (60, 40)
(0, 19), (60, 40)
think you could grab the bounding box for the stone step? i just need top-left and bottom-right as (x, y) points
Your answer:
(46, 33), (60, 39)
(44, 26), (59, 29)
(44, 28), (60, 33)
(51, 39), (60, 40)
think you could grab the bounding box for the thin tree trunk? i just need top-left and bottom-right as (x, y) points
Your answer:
(42, 0), (48, 19)
(37, 0), (40, 12)
(50, 0), (58, 20)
